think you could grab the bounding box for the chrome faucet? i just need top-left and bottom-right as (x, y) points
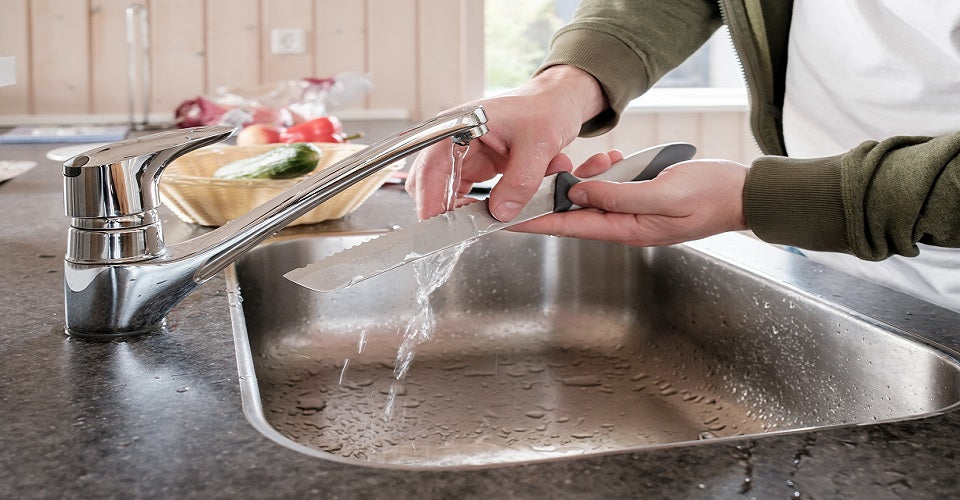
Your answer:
(63, 105), (489, 337)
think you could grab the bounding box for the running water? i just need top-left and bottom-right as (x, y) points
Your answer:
(444, 143), (469, 210)
(382, 143), (472, 421)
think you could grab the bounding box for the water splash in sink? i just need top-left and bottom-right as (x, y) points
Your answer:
(385, 240), (471, 420)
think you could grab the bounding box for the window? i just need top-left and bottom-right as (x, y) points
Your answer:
(484, 0), (571, 92)
(484, 0), (745, 105)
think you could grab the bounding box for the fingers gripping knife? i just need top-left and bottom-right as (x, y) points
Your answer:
(284, 142), (696, 292)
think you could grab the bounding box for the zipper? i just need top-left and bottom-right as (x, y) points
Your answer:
(716, 0), (783, 156)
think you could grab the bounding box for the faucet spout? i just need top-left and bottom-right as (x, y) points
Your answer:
(63, 105), (488, 337)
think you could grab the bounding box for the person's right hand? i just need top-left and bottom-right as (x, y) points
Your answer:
(405, 65), (608, 221)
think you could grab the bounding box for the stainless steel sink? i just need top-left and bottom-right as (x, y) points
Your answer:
(226, 231), (960, 469)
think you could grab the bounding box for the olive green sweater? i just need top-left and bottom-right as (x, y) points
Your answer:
(538, 0), (960, 260)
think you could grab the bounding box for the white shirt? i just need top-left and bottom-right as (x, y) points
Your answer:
(781, 0), (960, 312)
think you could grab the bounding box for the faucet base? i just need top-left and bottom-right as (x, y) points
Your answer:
(64, 318), (167, 340)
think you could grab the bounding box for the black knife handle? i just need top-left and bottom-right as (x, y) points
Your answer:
(637, 142), (696, 182)
(553, 171), (582, 213)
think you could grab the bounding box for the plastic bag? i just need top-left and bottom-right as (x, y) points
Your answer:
(174, 72), (373, 129)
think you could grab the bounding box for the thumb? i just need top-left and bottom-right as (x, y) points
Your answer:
(489, 141), (559, 221)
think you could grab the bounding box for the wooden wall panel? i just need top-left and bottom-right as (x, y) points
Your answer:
(698, 112), (743, 160)
(459, 0), (484, 104)
(418, 0), (463, 117)
(609, 113), (659, 155)
(261, 0), (314, 82)
(0, 0), (30, 114)
(206, 0), (261, 91)
(0, 0), (486, 120)
(149, 0), (205, 113)
(31, 0), (90, 114)
(366, 0), (417, 113)
(90, 0), (130, 114)
(314, 0), (366, 77)
(654, 113), (701, 146)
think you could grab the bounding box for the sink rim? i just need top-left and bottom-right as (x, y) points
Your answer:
(224, 231), (960, 471)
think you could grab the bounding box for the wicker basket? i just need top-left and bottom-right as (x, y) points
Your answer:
(160, 143), (403, 227)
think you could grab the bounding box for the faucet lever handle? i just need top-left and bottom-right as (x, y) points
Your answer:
(64, 126), (235, 219)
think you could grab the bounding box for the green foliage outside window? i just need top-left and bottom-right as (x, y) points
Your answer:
(484, 0), (566, 92)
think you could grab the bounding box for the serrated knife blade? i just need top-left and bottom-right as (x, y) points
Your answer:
(284, 142), (696, 292)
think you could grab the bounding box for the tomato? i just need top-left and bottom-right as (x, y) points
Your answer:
(280, 116), (345, 143)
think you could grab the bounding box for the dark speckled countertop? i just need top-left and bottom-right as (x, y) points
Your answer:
(2, 140), (959, 499)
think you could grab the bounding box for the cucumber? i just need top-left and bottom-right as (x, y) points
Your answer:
(213, 143), (322, 179)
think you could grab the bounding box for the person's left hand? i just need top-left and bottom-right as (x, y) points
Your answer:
(512, 156), (750, 247)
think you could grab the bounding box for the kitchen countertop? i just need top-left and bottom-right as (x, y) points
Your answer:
(2, 140), (960, 499)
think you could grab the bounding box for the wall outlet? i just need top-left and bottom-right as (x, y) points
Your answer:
(270, 28), (307, 55)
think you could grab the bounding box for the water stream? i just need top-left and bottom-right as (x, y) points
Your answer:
(382, 143), (473, 420)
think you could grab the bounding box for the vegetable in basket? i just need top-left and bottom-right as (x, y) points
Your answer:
(235, 116), (353, 146)
(212, 143), (322, 180)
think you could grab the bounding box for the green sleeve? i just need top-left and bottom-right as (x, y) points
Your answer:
(535, 0), (722, 136)
(743, 132), (960, 260)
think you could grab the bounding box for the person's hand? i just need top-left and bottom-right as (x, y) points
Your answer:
(512, 158), (750, 246)
(406, 65), (607, 221)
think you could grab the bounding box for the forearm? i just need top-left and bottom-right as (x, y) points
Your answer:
(744, 132), (960, 259)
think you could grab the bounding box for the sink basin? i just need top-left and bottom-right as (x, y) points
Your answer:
(226, 231), (960, 469)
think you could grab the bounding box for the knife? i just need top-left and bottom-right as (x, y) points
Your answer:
(284, 142), (696, 292)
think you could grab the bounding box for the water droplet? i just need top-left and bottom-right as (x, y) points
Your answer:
(559, 375), (602, 387)
(357, 329), (367, 353)
(339, 358), (350, 385)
